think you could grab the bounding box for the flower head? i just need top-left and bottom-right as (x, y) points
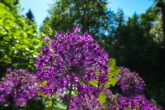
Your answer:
(118, 95), (161, 110)
(118, 68), (145, 96)
(35, 28), (109, 95)
(0, 69), (37, 106)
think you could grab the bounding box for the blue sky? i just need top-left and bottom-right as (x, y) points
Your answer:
(20, 0), (154, 27)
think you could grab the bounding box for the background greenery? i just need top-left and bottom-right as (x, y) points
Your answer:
(0, 0), (42, 75)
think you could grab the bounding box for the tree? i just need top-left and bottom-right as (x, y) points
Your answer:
(40, 0), (115, 40)
(40, 17), (53, 36)
(110, 7), (160, 75)
(155, 0), (165, 44)
(110, 6), (165, 106)
(0, 1), (42, 75)
(26, 9), (35, 24)
(0, 0), (19, 11)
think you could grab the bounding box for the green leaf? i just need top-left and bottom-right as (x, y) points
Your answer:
(106, 58), (121, 88)
(98, 93), (107, 104)
(109, 58), (116, 67)
(89, 80), (98, 87)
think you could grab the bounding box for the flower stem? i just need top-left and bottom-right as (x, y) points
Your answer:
(67, 82), (73, 110)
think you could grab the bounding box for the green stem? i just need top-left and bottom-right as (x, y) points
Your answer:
(67, 82), (73, 110)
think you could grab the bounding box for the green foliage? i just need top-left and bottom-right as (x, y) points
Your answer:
(150, 16), (164, 44)
(40, 0), (116, 39)
(110, 7), (160, 75)
(0, 2), (42, 73)
(40, 17), (53, 37)
(89, 80), (99, 87)
(106, 58), (120, 88)
(98, 93), (107, 104)
(0, 0), (19, 11)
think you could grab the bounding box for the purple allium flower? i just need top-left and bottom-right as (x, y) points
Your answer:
(117, 95), (161, 110)
(0, 69), (37, 106)
(44, 36), (51, 42)
(69, 85), (104, 110)
(35, 27), (109, 95)
(118, 68), (145, 96)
